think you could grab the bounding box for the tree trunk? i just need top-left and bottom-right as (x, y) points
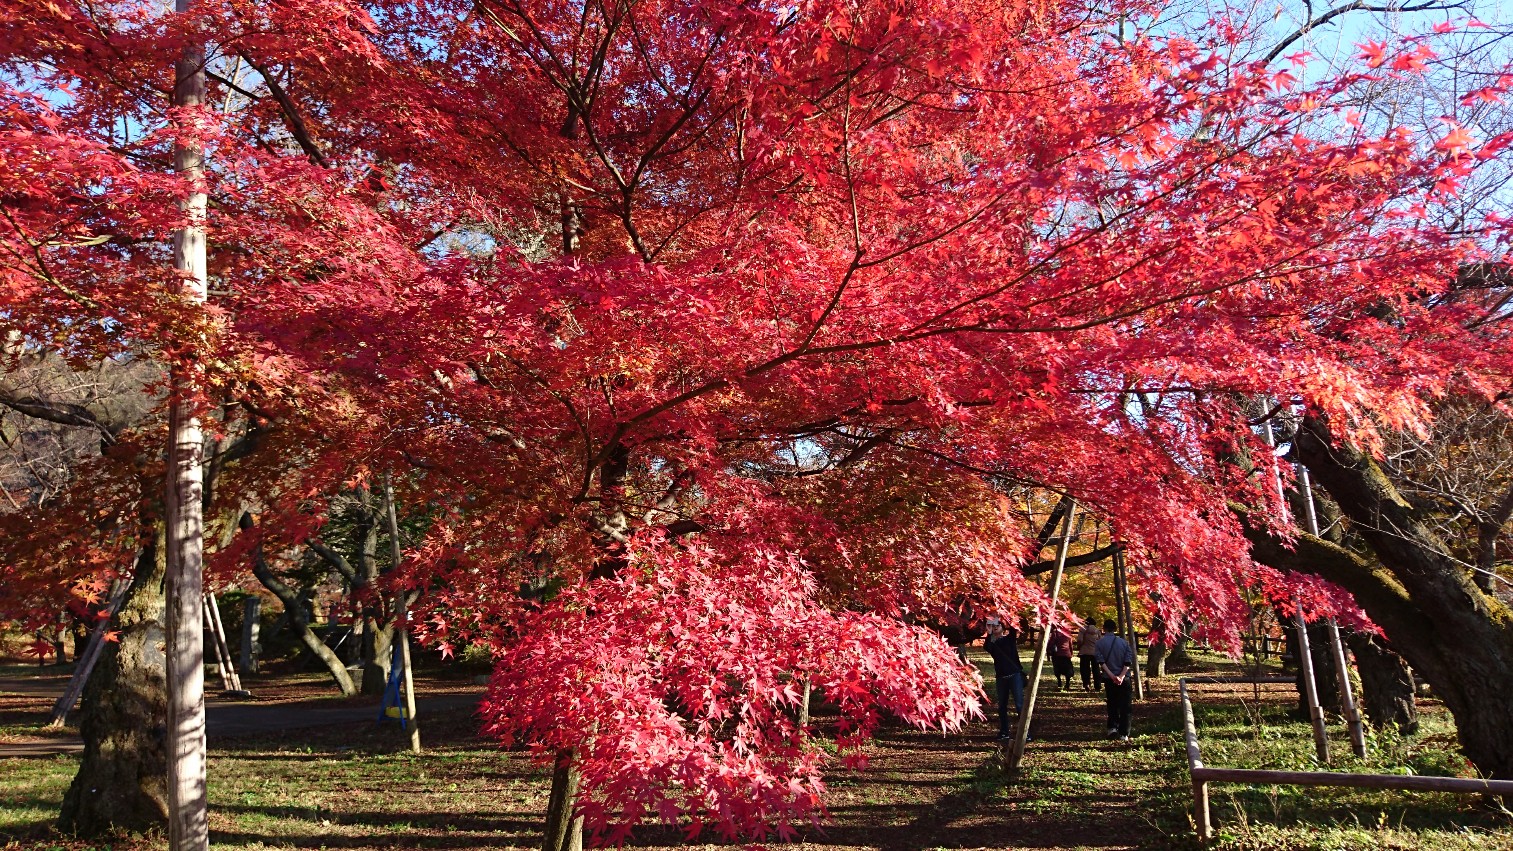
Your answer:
(244, 514), (357, 696)
(60, 529), (169, 835)
(1303, 621), (1342, 716)
(353, 491), (392, 696)
(239, 596), (260, 675)
(360, 624), (395, 696)
(1246, 413), (1513, 779)
(541, 748), (584, 851)
(1169, 619), (1192, 665)
(164, 7), (210, 848)
(1146, 613), (1169, 679)
(1347, 632), (1419, 734)
(1277, 615), (1299, 674)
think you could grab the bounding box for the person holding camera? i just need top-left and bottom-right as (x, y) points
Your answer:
(984, 616), (1026, 740)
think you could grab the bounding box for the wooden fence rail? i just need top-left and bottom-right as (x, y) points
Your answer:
(1179, 677), (1513, 841)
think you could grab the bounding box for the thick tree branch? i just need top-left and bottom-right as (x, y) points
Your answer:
(1021, 540), (1122, 576)
(0, 386), (119, 443)
(238, 53), (330, 168)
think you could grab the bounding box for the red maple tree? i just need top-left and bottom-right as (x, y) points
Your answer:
(4, 0), (1513, 843)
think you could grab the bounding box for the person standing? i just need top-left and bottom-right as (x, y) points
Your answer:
(1077, 616), (1103, 691)
(1094, 618), (1136, 740)
(984, 616), (1025, 740)
(1050, 624), (1075, 690)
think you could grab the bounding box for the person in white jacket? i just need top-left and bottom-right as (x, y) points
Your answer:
(1076, 616), (1103, 691)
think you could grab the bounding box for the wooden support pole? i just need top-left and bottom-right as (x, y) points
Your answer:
(1112, 554), (1127, 637)
(1296, 464), (1321, 537)
(1008, 501), (1077, 773)
(1293, 603), (1331, 764)
(1260, 415), (1289, 519)
(383, 472), (420, 754)
(47, 580), (130, 728)
(1329, 618), (1368, 758)
(797, 678), (812, 730)
(203, 605), (233, 692)
(1294, 460), (1366, 759)
(1114, 549), (1144, 700)
(398, 613), (420, 754)
(205, 594), (241, 692)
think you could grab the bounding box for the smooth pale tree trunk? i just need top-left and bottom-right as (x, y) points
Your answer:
(60, 530), (169, 835)
(165, 16), (210, 848)
(239, 596), (260, 675)
(352, 494), (394, 696)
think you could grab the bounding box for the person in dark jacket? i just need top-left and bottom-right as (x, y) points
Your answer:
(1094, 619), (1136, 740)
(984, 616), (1025, 740)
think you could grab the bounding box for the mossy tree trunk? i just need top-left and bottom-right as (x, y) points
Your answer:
(1347, 632), (1419, 733)
(60, 527), (169, 835)
(1246, 413), (1513, 779)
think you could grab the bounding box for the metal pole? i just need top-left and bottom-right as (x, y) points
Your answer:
(1008, 501), (1077, 773)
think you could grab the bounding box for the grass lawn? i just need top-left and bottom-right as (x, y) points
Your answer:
(1, 653), (1508, 850)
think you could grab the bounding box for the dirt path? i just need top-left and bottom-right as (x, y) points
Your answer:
(811, 682), (1179, 851)
(0, 675), (484, 757)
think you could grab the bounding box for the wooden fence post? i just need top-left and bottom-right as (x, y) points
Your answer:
(1180, 679), (1212, 841)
